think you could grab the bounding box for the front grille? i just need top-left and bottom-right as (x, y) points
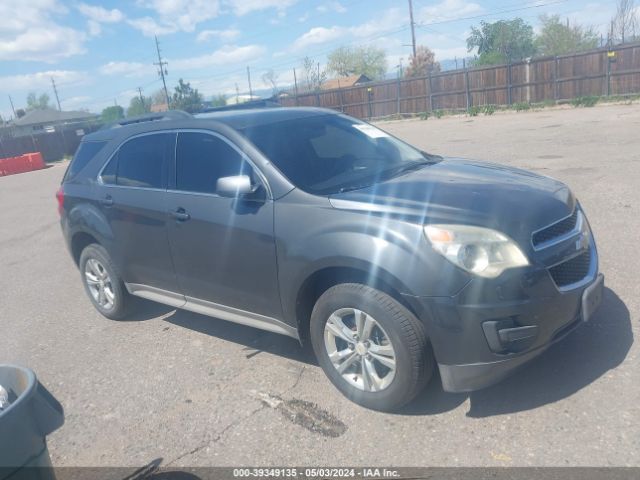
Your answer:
(532, 209), (579, 247)
(549, 249), (591, 288)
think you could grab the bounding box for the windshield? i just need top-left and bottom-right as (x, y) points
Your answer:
(241, 114), (439, 195)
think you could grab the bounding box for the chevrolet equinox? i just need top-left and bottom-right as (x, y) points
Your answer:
(58, 108), (604, 411)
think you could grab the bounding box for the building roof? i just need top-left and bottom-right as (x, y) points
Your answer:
(13, 108), (97, 127)
(322, 74), (371, 90)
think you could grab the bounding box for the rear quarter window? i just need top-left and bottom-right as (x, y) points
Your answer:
(64, 141), (107, 181)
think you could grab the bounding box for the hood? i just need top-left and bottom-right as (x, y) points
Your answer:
(329, 158), (575, 246)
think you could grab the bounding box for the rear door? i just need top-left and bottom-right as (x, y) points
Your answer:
(165, 130), (282, 318)
(98, 132), (181, 296)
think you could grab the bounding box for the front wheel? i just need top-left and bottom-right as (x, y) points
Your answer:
(310, 283), (433, 411)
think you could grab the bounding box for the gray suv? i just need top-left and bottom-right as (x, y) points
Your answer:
(58, 108), (604, 411)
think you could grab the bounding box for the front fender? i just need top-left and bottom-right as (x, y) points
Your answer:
(275, 192), (470, 327)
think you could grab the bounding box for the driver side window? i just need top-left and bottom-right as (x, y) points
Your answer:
(175, 132), (256, 195)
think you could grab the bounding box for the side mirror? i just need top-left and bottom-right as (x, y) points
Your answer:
(216, 175), (253, 197)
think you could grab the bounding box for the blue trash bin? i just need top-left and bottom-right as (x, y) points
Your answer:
(0, 365), (64, 480)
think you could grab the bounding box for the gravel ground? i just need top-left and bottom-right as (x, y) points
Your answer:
(0, 102), (638, 468)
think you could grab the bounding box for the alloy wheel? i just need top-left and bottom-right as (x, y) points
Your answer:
(323, 307), (397, 392)
(84, 258), (115, 310)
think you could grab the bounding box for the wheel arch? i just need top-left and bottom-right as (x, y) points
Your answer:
(293, 262), (427, 346)
(71, 231), (100, 266)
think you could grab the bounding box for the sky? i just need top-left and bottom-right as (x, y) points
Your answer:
(0, 0), (619, 119)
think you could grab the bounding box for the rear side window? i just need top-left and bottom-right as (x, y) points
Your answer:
(65, 141), (107, 181)
(175, 132), (254, 195)
(102, 133), (174, 189)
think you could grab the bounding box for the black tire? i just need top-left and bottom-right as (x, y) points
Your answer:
(310, 283), (433, 411)
(79, 244), (130, 320)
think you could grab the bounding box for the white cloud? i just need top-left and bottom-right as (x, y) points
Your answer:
(317, 2), (347, 14)
(292, 7), (406, 51)
(196, 28), (241, 43)
(87, 20), (102, 36)
(77, 4), (124, 23)
(130, 0), (221, 35)
(172, 44), (267, 71)
(99, 61), (153, 78)
(293, 26), (346, 50)
(226, 0), (297, 16)
(127, 17), (178, 36)
(0, 0), (87, 62)
(0, 70), (87, 92)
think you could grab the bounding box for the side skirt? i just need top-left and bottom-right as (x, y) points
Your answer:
(125, 283), (299, 340)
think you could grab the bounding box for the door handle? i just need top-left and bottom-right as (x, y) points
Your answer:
(170, 208), (190, 222)
(100, 195), (114, 207)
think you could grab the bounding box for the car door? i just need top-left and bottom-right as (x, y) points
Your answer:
(165, 130), (282, 319)
(97, 132), (181, 298)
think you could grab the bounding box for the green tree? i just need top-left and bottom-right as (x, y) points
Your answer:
(16, 109), (26, 119)
(467, 18), (536, 65)
(26, 92), (51, 110)
(327, 45), (388, 80)
(126, 96), (150, 117)
(210, 94), (227, 107)
(404, 45), (441, 77)
(101, 105), (124, 123)
(535, 15), (598, 56)
(172, 79), (203, 113)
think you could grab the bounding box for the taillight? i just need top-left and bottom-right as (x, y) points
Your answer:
(56, 186), (65, 216)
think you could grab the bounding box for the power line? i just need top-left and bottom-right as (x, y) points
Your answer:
(415, 0), (569, 29)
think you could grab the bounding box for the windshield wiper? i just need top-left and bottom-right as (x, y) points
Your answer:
(380, 159), (436, 179)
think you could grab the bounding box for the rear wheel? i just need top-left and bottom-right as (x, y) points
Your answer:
(310, 283), (433, 411)
(79, 244), (130, 320)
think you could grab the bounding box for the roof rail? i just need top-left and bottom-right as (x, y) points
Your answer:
(105, 110), (192, 129)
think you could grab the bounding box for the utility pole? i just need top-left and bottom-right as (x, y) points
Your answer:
(408, 0), (417, 58)
(8, 95), (16, 117)
(247, 66), (253, 98)
(154, 35), (170, 108)
(138, 87), (145, 109)
(51, 77), (61, 111)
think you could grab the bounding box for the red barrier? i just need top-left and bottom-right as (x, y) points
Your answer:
(0, 152), (46, 176)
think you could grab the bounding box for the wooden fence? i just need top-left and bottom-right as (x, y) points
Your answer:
(280, 42), (640, 119)
(0, 123), (101, 163)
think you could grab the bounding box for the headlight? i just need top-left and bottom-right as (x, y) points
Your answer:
(424, 224), (529, 278)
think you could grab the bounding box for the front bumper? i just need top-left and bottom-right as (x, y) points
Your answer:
(403, 258), (603, 393)
(437, 273), (601, 392)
